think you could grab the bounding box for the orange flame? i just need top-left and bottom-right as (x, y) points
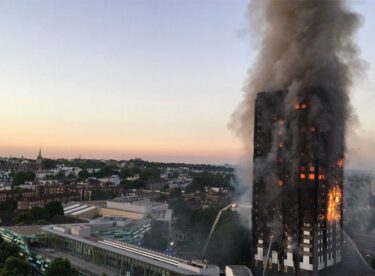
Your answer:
(327, 186), (342, 222)
(318, 174), (326, 180)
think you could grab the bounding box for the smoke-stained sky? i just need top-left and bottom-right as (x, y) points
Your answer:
(0, 0), (374, 167)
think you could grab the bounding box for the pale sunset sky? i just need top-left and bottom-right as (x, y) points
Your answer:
(0, 0), (374, 167)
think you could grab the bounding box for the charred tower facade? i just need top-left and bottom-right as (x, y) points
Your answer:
(252, 91), (344, 274)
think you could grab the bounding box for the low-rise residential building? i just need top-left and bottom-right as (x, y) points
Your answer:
(0, 171), (12, 189)
(99, 175), (121, 187)
(145, 180), (167, 191)
(10, 184), (86, 209)
(18, 193), (81, 210)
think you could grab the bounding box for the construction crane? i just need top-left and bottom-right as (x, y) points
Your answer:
(201, 203), (236, 256)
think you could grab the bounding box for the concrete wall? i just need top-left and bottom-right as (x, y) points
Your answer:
(71, 226), (91, 237)
(150, 202), (169, 211)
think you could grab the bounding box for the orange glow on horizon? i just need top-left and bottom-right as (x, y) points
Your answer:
(0, 137), (242, 163)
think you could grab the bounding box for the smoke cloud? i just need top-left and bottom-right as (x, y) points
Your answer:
(230, 0), (365, 229)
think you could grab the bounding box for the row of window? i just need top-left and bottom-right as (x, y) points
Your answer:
(47, 234), (180, 276)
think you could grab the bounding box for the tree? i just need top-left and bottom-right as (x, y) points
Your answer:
(119, 167), (132, 179)
(12, 202), (63, 225)
(0, 236), (31, 276)
(12, 212), (34, 225)
(55, 171), (65, 180)
(206, 211), (251, 267)
(0, 200), (17, 225)
(96, 166), (117, 178)
(46, 257), (79, 276)
(78, 169), (90, 179)
(42, 159), (58, 170)
(1, 256), (32, 276)
(192, 207), (219, 234)
(90, 189), (114, 200)
(0, 242), (21, 263)
(12, 171), (36, 186)
(170, 199), (193, 230)
(120, 180), (144, 190)
(185, 172), (232, 193)
(172, 187), (182, 197)
(30, 206), (49, 221)
(140, 168), (160, 182)
(45, 201), (64, 218)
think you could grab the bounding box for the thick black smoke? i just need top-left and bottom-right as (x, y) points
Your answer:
(230, 0), (365, 229)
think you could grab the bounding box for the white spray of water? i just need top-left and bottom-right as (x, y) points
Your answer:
(262, 236), (273, 276)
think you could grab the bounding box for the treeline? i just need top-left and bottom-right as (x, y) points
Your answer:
(0, 236), (32, 276)
(206, 211), (251, 267)
(79, 166), (160, 180)
(11, 171), (36, 186)
(185, 172), (233, 193)
(41, 158), (233, 173)
(120, 167), (162, 190)
(12, 201), (64, 226)
(126, 159), (233, 172)
(79, 166), (162, 191)
(0, 237), (79, 276)
(78, 166), (119, 179)
(45, 258), (79, 276)
(0, 236), (31, 275)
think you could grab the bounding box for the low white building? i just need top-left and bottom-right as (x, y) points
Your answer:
(100, 175), (121, 187)
(0, 171), (12, 188)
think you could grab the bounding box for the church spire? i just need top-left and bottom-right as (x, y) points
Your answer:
(36, 147), (43, 170)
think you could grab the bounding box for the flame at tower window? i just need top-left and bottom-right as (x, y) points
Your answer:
(327, 186), (342, 222)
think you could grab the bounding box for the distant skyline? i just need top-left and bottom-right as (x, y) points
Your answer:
(0, 1), (374, 168)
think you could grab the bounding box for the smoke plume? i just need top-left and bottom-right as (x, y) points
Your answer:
(230, 0), (365, 229)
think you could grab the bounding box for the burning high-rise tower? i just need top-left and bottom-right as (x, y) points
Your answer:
(252, 90), (344, 273)
(229, 1), (363, 273)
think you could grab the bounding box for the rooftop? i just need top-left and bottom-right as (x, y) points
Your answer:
(41, 224), (218, 275)
(110, 198), (165, 208)
(2, 225), (43, 237)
